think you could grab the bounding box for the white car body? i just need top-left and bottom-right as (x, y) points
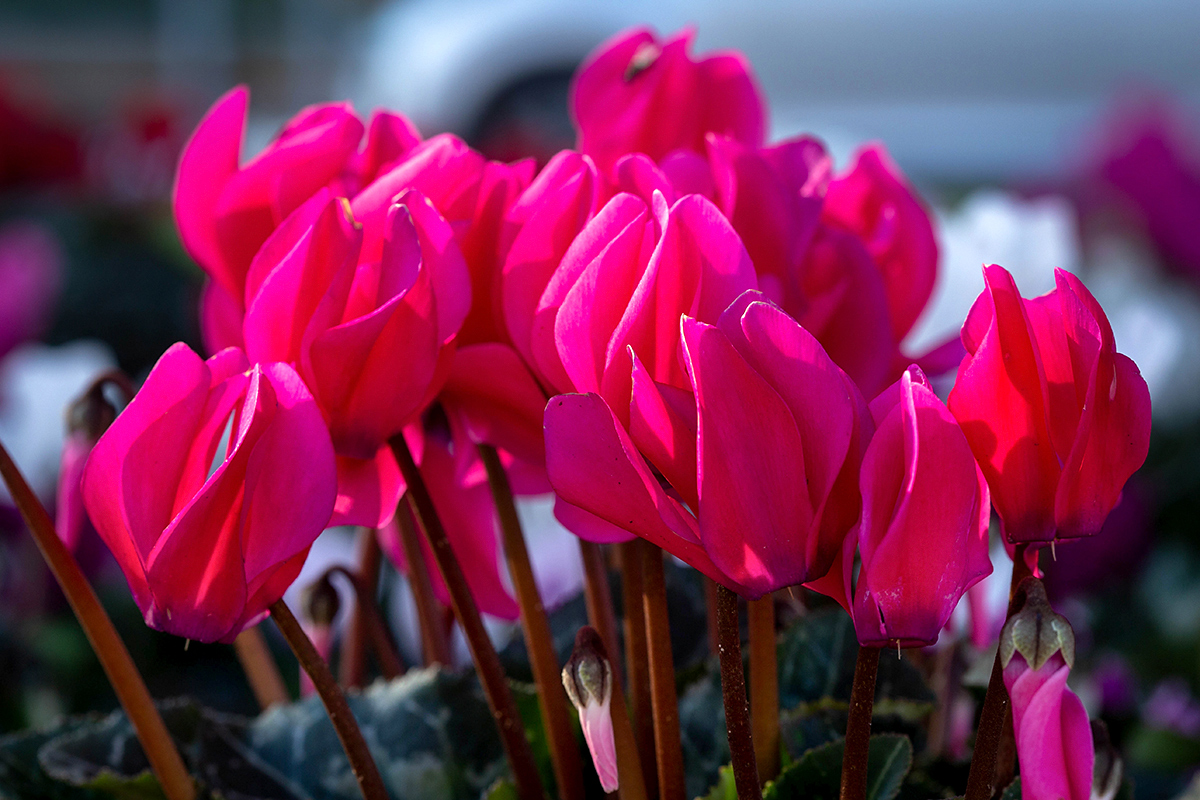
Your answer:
(344, 0), (1200, 183)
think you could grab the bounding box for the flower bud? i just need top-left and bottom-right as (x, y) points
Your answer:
(303, 572), (342, 629)
(562, 626), (617, 792)
(1000, 577), (1075, 672)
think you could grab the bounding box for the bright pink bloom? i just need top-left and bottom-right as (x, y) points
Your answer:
(533, 190), (757, 415)
(948, 266), (1151, 542)
(240, 189), (469, 527)
(822, 144), (939, 343)
(546, 291), (869, 599)
(572, 27), (766, 177)
(813, 366), (991, 647)
(55, 431), (91, 553)
(1004, 652), (1094, 800)
(81, 344), (337, 642)
(0, 221), (62, 360)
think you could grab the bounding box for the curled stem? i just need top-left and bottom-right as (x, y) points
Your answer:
(233, 625), (290, 710)
(840, 645), (882, 800)
(479, 444), (584, 800)
(395, 497), (453, 666)
(0, 440), (196, 800)
(338, 528), (382, 688)
(580, 540), (622, 686)
(641, 540), (686, 800)
(716, 585), (761, 800)
(322, 566), (405, 680)
(389, 435), (544, 800)
(748, 594), (780, 783)
(270, 600), (387, 800)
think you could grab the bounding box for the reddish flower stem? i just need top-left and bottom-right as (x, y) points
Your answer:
(580, 540), (622, 686)
(620, 540), (658, 800)
(0, 440), (196, 800)
(390, 435), (545, 800)
(748, 594), (780, 783)
(640, 541), (686, 800)
(964, 543), (1033, 800)
(323, 566), (405, 680)
(716, 585), (761, 800)
(338, 528), (382, 687)
(271, 600), (388, 800)
(479, 444), (585, 800)
(394, 496), (453, 666)
(233, 625), (290, 709)
(704, 577), (721, 657)
(840, 645), (882, 800)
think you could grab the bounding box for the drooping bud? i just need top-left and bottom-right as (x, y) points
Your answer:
(1090, 721), (1124, 800)
(299, 572), (341, 696)
(562, 626), (617, 792)
(1000, 577), (1075, 671)
(1001, 577), (1094, 800)
(57, 372), (132, 551)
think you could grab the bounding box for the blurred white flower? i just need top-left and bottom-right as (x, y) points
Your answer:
(0, 340), (116, 504)
(1082, 235), (1200, 427)
(907, 189), (1080, 356)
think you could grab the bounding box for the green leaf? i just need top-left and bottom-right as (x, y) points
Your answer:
(999, 777), (1021, 800)
(0, 718), (105, 800)
(246, 666), (508, 800)
(36, 699), (307, 800)
(480, 778), (518, 800)
(776, 611), (934, 709)
(696, 765), (737, 800)
(763, 734), (912, 800)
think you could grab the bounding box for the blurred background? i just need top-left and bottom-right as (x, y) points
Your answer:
(1, 0), (1199, 795)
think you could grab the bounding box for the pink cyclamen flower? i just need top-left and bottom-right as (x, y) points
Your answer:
(241, 189), (469, 528)
(174, 87), (417, 308)
(812, 366), (991, 647)
(948, 265), (1151, 542)
(822, 143), (939, 344)
(571, 27), (766, 177)
(546, 291), (869, 598)
(81, 343), (337, 643)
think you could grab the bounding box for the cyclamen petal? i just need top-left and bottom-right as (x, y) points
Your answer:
(572, 27), (766, 176)
(81, 344), (336, 643)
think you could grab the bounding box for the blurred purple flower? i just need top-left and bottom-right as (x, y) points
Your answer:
(0, 221), (62, 361)
(1087, 96), (1200, 281)
(1144, 678), (1200, 738)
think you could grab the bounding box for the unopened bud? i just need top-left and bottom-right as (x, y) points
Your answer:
(562, 626), (617, 792)
(304, 572), (341, 628)
(66, 372), (132, 441)
(1000, 577), (1075, 671)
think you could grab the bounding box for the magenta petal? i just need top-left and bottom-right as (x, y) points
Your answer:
(682, 316), (813, 597)
(441, 343), (548, 465)
(56, 433), (91, 553)
(579, 698), (619, 793)
(532, 194), (647, 393)
(199, 279), (246, 354)
(553, 496), (636, 544)
(544, 392), (740, 588)
(855, 369), (989, 646)
(330, 446), (403, 529)
(949, 265), (1060, 542)
(628, 349), (698, 509)
(82, 343), (209, 578)
(173, 86), (247, 296)
(401, 189), (472, 344)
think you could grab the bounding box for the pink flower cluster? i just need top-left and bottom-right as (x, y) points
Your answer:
(74, 25), (1151, 797)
